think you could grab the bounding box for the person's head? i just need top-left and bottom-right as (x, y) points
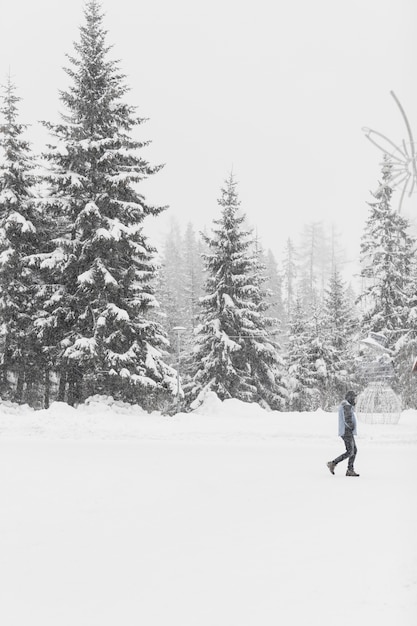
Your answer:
(345, 390), (356, 406)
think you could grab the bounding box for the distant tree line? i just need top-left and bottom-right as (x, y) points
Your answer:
(1, 1), (416, 411)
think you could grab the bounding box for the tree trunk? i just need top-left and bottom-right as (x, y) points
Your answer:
(15, 369), (25, 404)
(1, 333), (10, 396)
(44, 369), (50, 410)
(67, 368), (82, 407)
(58, 370), (67, 402)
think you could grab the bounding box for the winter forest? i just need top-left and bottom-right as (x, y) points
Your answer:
(1, 0), (416, 414)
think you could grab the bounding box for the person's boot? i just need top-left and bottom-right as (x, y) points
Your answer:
(327, 461), (336, 475)
(346, 469), (360, 477)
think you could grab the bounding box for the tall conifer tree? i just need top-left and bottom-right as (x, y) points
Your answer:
(286, 298), (320, 411)
(394, 259), (417, 408)
(358, 156), (414, 351)
(321, 269), (358, 405)
(183, 221), (205, 332)
(156, 219), (189, 355)
(264, 248), (285, 328)
(38, 1), (176, 407)
(0, 77), (42, 403)
(282, 238), (297, 321)
(190, 175), (286, 409)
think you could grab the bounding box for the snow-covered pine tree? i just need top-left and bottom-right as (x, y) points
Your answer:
(190, 174), (286, 409)
(183, 221), (205, 332)
(248, 236), (286, 409)
(329, 223), (347, 276)
(154, 219), (206, 384)
(282, 238), (297, 321)
(285, 298), (321, 411)
(286, 297), (343, 411)
(298, 221), (331, 308)
(170, 222), (207, 389)
(264, 248), (285, 329)
(0, 76), (44, 404)
(358, 156), (414, 352)
(37, 0), (176, 408)
(394, 258), (417, 408)
(321, 268), (358, 405)
(156, 218), (189, 347)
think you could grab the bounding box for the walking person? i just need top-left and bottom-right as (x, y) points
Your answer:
(327, 390), (360, 477)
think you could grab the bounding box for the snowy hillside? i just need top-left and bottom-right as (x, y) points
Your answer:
(0, 394), (416, 626)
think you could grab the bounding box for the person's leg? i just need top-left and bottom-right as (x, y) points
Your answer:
(347, 437), (357, 471)
(332, 435), (351, 466)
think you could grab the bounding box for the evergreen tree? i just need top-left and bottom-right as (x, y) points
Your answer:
(155, 220), (206, 380)
(177, 222), (207, 386)
(286, 298), (321, 411)
(183, 221), (205, 331)
(251, 234), (268, 308)
(287, 298), (349, 411)
(329, 223), (347, 275)
(37, 1), (176, 407)
(0, 76), (43, 404)
(156, 218), (188, 345)
(394, 259), (417, 408)
(298, 221), (330, 308)
(358, 156), (414, 351)
(190, 174), (286, 409)
(264, 248), (285, 326)
(249, 235), (286, 409)
(282, 238), (297, 321)
(321, 269), (358, 405)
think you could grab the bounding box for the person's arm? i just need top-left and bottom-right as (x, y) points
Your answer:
(343, 403), (354, 431)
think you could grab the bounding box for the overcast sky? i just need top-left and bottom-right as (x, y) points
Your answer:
(1, 0), (416, 274)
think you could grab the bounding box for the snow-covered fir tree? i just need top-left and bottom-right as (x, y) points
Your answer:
(321, 268), (358, 405)
(190, 174), (286, 409)
(0, 76), (44, 404)
(358, 156), (414, 352)
(286, 298), (322, 411)
(183, 221), (205, 331)
(155, 220), (206, 378)
(394, 258), (417, 408)
(263, 248), (285, 328)
(36, 1), (176, 407)
(156, 218), (188, 344)
(249, 243), (286, 409)
(180, 221), (206, 381)
(287, 296), (350, 411)
(298, 221), (331, 308)
(329, 223), (346, 275)
(282, 238), (297, 321)
(286, 279), (356, 412)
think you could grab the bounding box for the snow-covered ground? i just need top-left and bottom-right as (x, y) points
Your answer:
(1, 393), (416, 625)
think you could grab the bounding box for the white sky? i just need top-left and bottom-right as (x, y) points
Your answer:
(1, 0), (416, 274)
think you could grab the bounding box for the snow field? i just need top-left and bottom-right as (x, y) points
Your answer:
(0, 425), (416, 625)
(0, 393), (416, 445)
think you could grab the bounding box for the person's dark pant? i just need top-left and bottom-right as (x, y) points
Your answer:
(333, 434), (357, 471)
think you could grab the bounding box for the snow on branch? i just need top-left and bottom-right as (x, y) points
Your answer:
(0, 188), (18, 204)
(4, 211), (35, 233)
(222, 293), (235, 308)
(64, 337), (97, 360)
(97, 303), (130, 327)
(78, 258), (118, 287)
